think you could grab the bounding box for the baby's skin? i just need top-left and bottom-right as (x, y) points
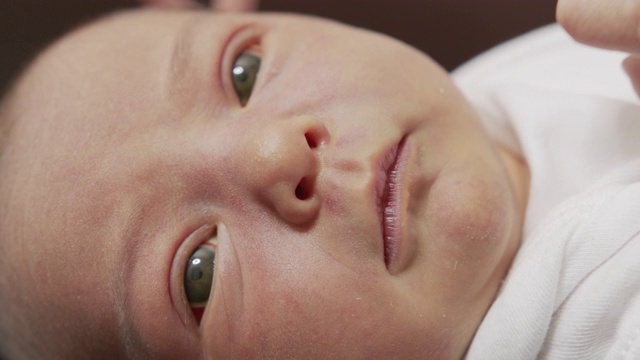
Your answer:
(0, 7), (529, 359)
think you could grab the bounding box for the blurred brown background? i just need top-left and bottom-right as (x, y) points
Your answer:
(0, 0), (557, 95)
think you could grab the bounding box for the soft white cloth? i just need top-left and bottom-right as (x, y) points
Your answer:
(453, 24), (640, 359)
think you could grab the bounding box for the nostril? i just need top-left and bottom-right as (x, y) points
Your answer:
(304, 132), (319, 149)
(295, 177), (314, 200)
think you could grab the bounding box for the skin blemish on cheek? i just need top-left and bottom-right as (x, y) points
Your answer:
(324, 193), (347, 216)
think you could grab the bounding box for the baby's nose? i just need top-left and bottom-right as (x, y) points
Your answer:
(242, 116), (329, 225)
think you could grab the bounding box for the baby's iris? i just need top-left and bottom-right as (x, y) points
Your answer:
(184, 236), (217, 314)
(232, 52), (261, 106)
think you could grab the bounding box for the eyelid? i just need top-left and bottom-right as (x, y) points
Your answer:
(170, 223), (218, 329)
(220, 23), (266, 106)
(198, 223), (244, 338)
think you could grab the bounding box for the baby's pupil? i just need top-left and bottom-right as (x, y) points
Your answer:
(233, 66), (248, 82)
(189, 267), (203, 281)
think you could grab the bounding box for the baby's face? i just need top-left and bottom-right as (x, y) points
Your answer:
(0, 8), (524, 359)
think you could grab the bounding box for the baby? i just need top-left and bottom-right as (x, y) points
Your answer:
(0, 6), (528, 359)
(0, 4), (637, 360)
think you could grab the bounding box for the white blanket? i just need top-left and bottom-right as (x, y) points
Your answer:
(454, 24), (640, 359)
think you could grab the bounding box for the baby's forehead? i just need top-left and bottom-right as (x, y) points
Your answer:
(0, 7), (252, 354)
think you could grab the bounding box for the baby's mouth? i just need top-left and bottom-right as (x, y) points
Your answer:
(378, 136), (408, 270)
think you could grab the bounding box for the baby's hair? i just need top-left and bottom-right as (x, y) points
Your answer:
(0, 95), (43, 360)
(0, 57), (24, 168)
(0, 95), (11, 360)
(0, 81), (22, 360)
(0, 92), (14, 161)
(0, 92), (12, 360)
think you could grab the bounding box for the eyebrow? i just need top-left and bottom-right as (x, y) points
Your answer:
(165, 13), (215, 111)
(167, 17), (192, 96)
(114, 208), (150, 359)
(166, 13), (255, 115)
(111, 16), (204, 355)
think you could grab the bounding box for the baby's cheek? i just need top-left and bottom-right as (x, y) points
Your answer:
(424, 172), (514, 282)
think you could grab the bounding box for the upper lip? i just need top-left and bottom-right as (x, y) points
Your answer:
(375, 136), (407, 270)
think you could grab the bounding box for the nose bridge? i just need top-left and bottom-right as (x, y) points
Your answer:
(238, 115), (329, 225)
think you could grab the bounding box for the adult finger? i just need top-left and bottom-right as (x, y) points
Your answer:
(138, 0), (198, 7)
(557, 0), (640, 53)
(623, 55), (640, 94)
(211, 0), (258, 11)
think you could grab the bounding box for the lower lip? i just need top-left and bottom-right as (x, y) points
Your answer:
(380, 137), (408, 270)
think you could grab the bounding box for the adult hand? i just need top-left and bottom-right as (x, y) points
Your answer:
(557, 0), (640, 94)
(211, 0), (258, 11)
(138, 0), (258, 11)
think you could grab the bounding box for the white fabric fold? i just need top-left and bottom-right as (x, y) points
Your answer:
(453, 24), (640, 359)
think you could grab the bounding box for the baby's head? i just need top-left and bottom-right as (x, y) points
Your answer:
(0, 7), (527, 359)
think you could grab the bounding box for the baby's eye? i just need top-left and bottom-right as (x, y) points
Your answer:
(231, 52), (261, 106)
(184, 235), (217, 323)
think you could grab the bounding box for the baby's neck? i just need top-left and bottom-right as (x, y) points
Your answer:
(497, 143), (530, 216)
